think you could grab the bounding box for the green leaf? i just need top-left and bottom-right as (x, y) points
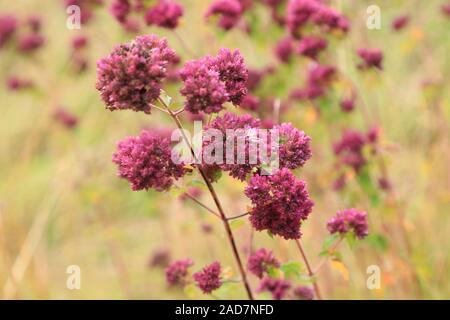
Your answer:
(266, 266), (281, 279)
(345, 232), (357, 249)
(365, 233), (389, 251)
(230, 219), (245, 230)
(321, 233), (340, 252)
(357, 168), (380, 207)
(280, 261), (303, 279)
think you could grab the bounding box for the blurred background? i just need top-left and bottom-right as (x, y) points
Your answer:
(0, 0), (449, 299)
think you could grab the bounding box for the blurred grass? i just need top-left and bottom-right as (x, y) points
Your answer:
(0, 0), (449, 299)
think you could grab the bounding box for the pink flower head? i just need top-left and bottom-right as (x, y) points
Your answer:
(286, 0), (320, 37)
(206, 0), (243, 30)
(53, 107), (78, 129)
(357, 48), (383, 70)
(193, 261), (222, 294)
(333, 129), (367, 172)
(72, 35), (88, 50)
(240, 94), (261, 111)
(149, 248), (171, 268)
(180, 56), (228, 114)
(247, 248), (280, 278)
(27, 15), (42, 32)
(214, 48), (248, 105)
(245, 168), (314, 239)
(0, 14), (18, 47)
(17, 33), (45, 53)
(441, 3), (450, 17)
(112, 130), (189, 191)
(274, 36), (294, 63)
(96, 35), (176, 113)
(294, 286), (314, 300)
(203, 112), (261, 181)
(258, 276), (291, 300)
(275, 123), (312, 169)
(297, 36), (328, 59)
(327, 208), (368, 239)
(392, 15), (409, 31)
(6, 76), (33, 91)
(292, 63), (336, 100)
(340, 95), (356, 112)
(165, 259), (193, 286)
(312, 5), (349, 33)
(145, 0), (184, 29)
(109, 0), (130, 23)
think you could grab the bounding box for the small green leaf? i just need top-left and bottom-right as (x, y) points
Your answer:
(365, 233), (389, 251)
(280, 261), (303, 279)
(321, 233), (340, 252)
(345, 232), (357, 249)
(266, 266), (281, 278)
(159, 90), (172, 107)
(230, 219), (245, 230)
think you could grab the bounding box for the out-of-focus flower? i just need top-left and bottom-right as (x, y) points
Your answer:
(240, 94), (260, 111)
(297, 36), (328, 60)
(392, 15), (410, 31)
(26, 15), (42, 32)
(340, 95), (356, 112)
(96, 35), (176, 113)
(247, 248), (280, 278)
(245, 168), (314, 239)
(148, 248), (171, 268)
(112, 130), (189, 191)
(145, 0), (184, 29)
(333, 129), (367, 172)
(193, 261), (222, 294)
(258, 276), (291, 300)
(327, 208), (369, 239)
(274, 36), (294, 63)
(17, 33), (45, 53)
(0, 14), (18, 48)
(441, 3), (450, 17)
(205, 0), (243, 30)
(110, 0), (130, 23)
(286, 0), (319, 38)
(72, 35), (88, 50)
(6, 76), (33, 91)
(291, 63), (336, 100)
(311, 5), (349, 33)
(294, 286), (314, 300)
(53, 107), (78, 129)
(179, 186), (203, 202)
(357, 48), (383, 70)
(378, 176), (392, 192)
(165, 259), (193, 286)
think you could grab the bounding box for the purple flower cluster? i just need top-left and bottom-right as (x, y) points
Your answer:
(96, 35), (176, 113)
(193, 261), (222, 294)
(0, 14), (17, 48)
(203, 112), (261, 180)
(333, 129), (367, 172)
(291, 63), (336, 100)
(327, 208), (369, 239)
(275, 122), (312, 170)
(287, 0), (348, 38)
(247, 248), (280, 279)
(109, 0), (130, 23)
(258, 276), (291, 300)
(53, 107), (78, 129)
(17, 33), (45, 53)
(6, 76), (33, 91)
(112, 130), (189, 192)
(340, 94), (356, 112)
(245, 169), (314, 239)
(297, 36), (328, 60)
(294, 286), (314, 300)
(357, 48), (383, 70)
(145, 0), (184, 29)
(274, 37), (294, 63)
(392, 15), (409, 31)
(165, 259), (193, 286)
(180, 49), (248, 113)
(205, 0), (243, 30)
(180, 58), (228, 114)
(149, 248), (171, 268)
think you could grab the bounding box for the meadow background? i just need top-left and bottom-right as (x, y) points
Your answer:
(0, 0), (449, 299)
